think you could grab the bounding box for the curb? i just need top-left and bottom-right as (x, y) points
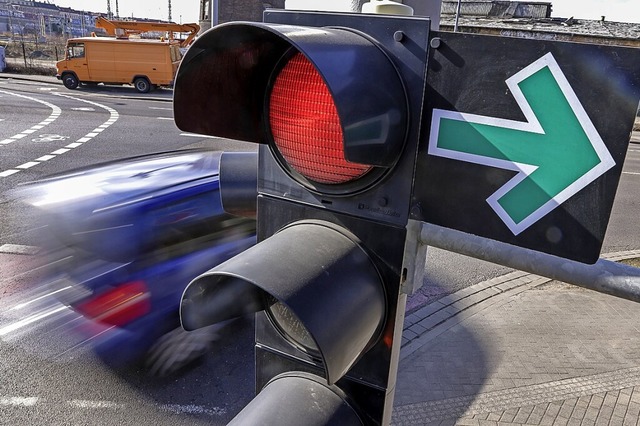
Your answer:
(0, 73), (59, 85)
(401, 249), (640, 361)
(0, 73), (172, 102)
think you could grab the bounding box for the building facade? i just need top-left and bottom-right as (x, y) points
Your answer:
(0, 0), (100, 38)
(440, 0), (640, 47)
(1, 0), (637, 48)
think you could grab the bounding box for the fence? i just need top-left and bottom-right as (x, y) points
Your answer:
(0, 37), (63, 74)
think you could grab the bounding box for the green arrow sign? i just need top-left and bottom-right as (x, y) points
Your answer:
(428, 52), (615, 235)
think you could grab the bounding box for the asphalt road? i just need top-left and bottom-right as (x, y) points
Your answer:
(0, 78), (257, 425)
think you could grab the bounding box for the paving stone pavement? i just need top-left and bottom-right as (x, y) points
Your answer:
(393, 250), (640, 425)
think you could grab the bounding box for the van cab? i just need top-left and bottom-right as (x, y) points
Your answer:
(56, 36), (182, 93)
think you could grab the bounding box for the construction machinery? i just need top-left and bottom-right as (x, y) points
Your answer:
(95, 17), (200, 48)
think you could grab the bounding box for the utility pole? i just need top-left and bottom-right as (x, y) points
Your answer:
(7, 5), (13, 37)
(115, 0), (119, 19)
(168, 0), (172, 22)
(106, 0), (112, 20)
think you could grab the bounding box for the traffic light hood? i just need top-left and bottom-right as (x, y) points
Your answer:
(173, 21), (409, 168)
(180, 220), (386, 385)
(228, 372), (363, 425)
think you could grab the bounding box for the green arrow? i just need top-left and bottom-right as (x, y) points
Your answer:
(428, 53), (615, 235)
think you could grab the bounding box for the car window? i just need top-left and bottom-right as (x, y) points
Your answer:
(144, 196), (256, 261)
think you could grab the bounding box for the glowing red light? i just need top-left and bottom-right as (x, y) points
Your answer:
(269, 52), (372, 185)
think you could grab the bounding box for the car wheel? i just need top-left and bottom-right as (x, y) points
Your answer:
(144, 324), (222, 377)
(62, 74), (79, 90)
(133, 77), (151, 93)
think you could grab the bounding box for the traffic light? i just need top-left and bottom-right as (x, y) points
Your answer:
(174, 9), (430, 425)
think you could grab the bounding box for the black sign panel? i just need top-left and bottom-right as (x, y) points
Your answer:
(412, 32), (640, 264)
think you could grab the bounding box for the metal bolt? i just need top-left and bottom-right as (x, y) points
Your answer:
(430, 37), (441, 49)
(393, 31), (405, 42)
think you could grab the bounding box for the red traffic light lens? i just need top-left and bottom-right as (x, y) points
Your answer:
(269, 53), (372, 185)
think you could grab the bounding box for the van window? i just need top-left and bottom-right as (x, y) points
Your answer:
(67, 43), (85, 59)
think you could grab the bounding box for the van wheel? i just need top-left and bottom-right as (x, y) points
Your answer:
(133, 77), (151, 94)
(62, 74), (79, 90)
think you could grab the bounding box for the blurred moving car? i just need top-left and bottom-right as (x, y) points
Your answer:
(19, 150), (256, 375)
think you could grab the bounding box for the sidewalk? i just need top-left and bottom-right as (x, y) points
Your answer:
(394, 250), (640, 425)
(0, 71), (60, 85)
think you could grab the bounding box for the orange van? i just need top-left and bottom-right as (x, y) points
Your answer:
(56, 37), (182, 93)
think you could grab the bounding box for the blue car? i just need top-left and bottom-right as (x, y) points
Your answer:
(20, 150), (256, 375)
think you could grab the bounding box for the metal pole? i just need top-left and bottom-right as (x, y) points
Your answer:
(211, 0), (218, 27)
(418, 221), (640, 304)
(7, 4), (13, 37)
(454, 0), (462, 32)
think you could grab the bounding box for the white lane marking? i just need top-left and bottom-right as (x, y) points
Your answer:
(0, 306), (67, 336)
(16, 162), (39, 169)
(157, 117), (173, 120)
(0, 93), (119, 178)
(10, 286), (72, 311)
(623, 171), (640, 176)
(149, 106), (172, 110)
(0, 397), (39, 407)
(180, 132), (216, 138)
(0, 169), (19, 177)
(32, 134), (69, 143)
(0, 396), (226, 416)
(160, 404), (226, 415)
(0, 89), (61, 146)
(68, 400), (124, 409)
(0, 243), (40, 254)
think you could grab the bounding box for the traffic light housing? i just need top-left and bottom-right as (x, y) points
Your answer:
(175, 9), (430, 425)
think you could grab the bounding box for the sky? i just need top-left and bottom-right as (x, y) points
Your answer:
(52, 0), (201, 24)
(51, 0), (640, 24)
